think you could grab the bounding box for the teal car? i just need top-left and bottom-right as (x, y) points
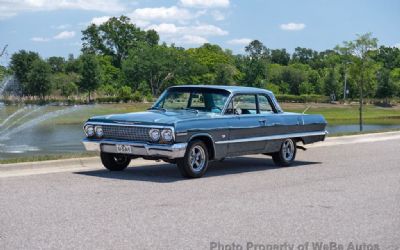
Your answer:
(83, 85), (327, 178)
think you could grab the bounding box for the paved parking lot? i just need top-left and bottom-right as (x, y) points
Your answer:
(1, 133), (399, 250)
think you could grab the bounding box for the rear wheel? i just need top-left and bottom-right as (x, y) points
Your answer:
(272, 138), (296, 166)
(100, 152), (131, 171)
(177, 140), (209, 178)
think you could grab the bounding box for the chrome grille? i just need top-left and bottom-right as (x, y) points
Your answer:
(102, 125), (151, 142)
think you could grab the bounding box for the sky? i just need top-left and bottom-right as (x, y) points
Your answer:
(0, 0), (399, 66)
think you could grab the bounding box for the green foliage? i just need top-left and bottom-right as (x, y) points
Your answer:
(10, 50), (40, 94)
(5, 30), (400, 104)
(78, 52), (100, 101)
(131, 91), (142, 102)
(276, 94), (330, 103)
(214, 63), (238, 85)
(265, 83), (281, 94)
(323, 67), (341, 97)
(82, 15), (157, 67)
(122, 44), (180, 95)
(99, 84), (117, 96)
(118, 85), (132, 102)
(299, 82), (315, 95)
(61, 82), (79, 98)
(47, 56), (65, 73)
(51, 72), (80, 97)
(27, 58), (52, 99)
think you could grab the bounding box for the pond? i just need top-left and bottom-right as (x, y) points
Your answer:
(1, 121), (400, 160)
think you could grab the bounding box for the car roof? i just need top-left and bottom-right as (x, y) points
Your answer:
(169, 85), (273, 95)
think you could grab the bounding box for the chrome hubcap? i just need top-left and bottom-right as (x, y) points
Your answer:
(189, 145), (206, 172)
(282, 139), (295, 161)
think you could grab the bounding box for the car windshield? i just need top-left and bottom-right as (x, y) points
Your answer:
(152, 87), (230, 113)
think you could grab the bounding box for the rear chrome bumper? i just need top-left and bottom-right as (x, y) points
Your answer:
(82, 139), (187, 159)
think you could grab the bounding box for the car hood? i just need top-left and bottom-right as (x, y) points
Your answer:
(87, 110), (219, 126)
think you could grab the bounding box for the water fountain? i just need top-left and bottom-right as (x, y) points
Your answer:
(0, 75), (17, 96)
(0, 75), (87, 158)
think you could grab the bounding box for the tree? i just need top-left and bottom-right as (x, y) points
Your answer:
(245, 40), (270, 60)
(9, 50), (40, 95)
(81, 16), (157, 67)
(372, 46), (400, 70)
(323, 67), (341, 99)
(79, 53), (100, 102)
(376, 68), (395, 104)
(270, 49), (290, 65)
(27, 58), (52, 99)
(65, 54), (82, 73)
(123, 44), (179, 96)
(51, 72), (80, 98)
(214, 63), (238, 85)
(340, 33), (378, 131)
(292, 47), (317, 65)
(47, 56), (65, 73)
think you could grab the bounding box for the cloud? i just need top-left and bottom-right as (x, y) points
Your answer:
(52, 24), (71, 30)
(146, 23), (226, 45)
(90, 16), (111, 25)
(0, 0), (124, 19)
(211, 10), (225, 21)
(227, 38), (252, 45)
(129, 6), (196, 21)
(180, 0), (230, 8)
(31, 37), (50, 42)
(394, 43), (400, 48)
(147, 23), (228, 36)
(280, 22), (306, 31)
(179, 35), (208, 45)
(53, 31), (76, 40)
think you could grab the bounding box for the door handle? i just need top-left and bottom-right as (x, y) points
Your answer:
(259, 119), (267, 125)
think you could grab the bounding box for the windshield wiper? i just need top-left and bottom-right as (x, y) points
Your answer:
(148, 107), (167, 112)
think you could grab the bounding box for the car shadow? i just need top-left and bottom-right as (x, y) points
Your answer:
(75, 156), (321, 183)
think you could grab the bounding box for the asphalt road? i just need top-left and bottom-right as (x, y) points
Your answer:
(1, 133), (399, 250)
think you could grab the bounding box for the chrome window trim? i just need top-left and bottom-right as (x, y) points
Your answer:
(222, 91), (281, 116)
(215, 130), (328, 144)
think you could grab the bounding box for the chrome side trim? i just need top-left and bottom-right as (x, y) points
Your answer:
(215, 130), (328, 144)
(82, 139), (187, 159)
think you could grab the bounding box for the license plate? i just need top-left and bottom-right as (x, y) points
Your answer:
(116, 144), (132, 154)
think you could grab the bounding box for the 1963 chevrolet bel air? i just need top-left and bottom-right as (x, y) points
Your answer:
(82, 85), (327, 178)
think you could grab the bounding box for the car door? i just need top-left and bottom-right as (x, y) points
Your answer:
(226, 94), (266, 156)
(257, 94), (285, 152)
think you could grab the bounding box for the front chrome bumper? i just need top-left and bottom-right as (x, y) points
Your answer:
(82, 139), (187, 159)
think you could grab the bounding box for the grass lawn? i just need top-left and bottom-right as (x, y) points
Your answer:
(281, 103), (400, 125)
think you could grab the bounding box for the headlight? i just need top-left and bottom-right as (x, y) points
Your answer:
(149, 128), (160, 142)
(95, 126), (103, 138)
(84, 125), (95, 137)
(161, 128), (173, 142)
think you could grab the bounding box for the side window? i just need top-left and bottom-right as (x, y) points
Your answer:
(258, 95), (274, 114)
(231, 94), (257, 115)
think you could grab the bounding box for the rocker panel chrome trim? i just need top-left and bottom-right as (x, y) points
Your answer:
(215, 130), (328, 144)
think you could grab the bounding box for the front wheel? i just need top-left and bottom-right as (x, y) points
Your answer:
(100, 152), (131, 171)
(177, 140), (209, 178)
(272, 138), (297, 167)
